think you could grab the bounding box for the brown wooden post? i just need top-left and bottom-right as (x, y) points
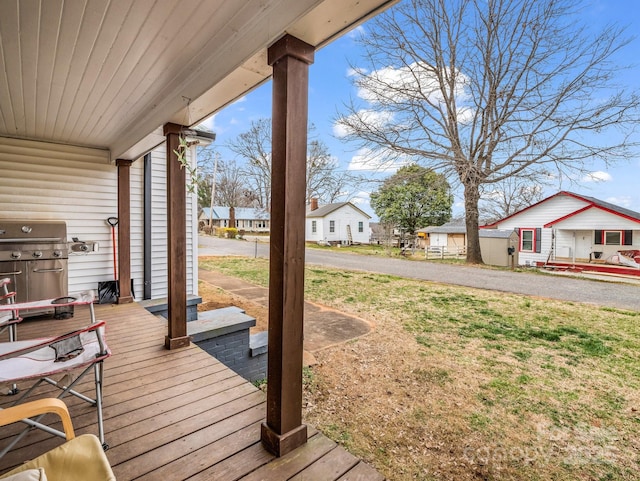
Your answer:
(163, 122), (190, 350)
(116, 159), (134, 304)
(261, 34), (314, 457)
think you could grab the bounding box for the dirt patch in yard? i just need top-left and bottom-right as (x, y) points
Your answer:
(197, 280), (268, 333)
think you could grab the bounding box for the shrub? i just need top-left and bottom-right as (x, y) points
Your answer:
(225, 227), (238, 238)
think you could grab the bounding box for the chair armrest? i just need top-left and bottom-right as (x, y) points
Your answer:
(0, 291), (15, 301)
(0, 398), (75, 440)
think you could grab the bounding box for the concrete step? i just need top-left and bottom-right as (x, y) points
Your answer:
(188, 307), (255, 342)
(197, 305), (245, 321)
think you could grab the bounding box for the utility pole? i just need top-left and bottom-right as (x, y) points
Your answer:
(208, 152), (218, 231)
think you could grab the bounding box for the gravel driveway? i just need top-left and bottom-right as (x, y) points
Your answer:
(199, 236), (640, 312)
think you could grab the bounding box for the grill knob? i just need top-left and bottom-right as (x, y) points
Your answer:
(32, 251), (43, 258)
(10, 251), (21, 259)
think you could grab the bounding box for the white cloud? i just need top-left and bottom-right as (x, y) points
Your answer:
(605, 196), (631, 208)
(357, 62), (470, 106)
(581, 171), (612, 183)
(350, 191), (370, 205)
(347, 25), (366, 39)
(333, 109), (395, 138)
(353, 62), (474, 125)
(346, 67), (367, 77)
(347, 148), (407, 173)
(232, 96), (247, 105)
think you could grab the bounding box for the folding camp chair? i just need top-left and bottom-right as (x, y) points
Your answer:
(0, 321), (111, 458)
(0, 279), (19, 343)
(0, 398), (115, 480)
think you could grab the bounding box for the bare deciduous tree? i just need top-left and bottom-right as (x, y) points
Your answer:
(479, 177), (545, 224)
(228, 118), (359, 208)
(227, 118), (273, 211)
(336, 0), (640, 263)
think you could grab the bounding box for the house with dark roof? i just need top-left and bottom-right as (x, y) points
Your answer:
(482, 191), (640, 267)
(306, 199), (371, 244)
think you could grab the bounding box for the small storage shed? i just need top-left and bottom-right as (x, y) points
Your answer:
(479, 229), (519, 267)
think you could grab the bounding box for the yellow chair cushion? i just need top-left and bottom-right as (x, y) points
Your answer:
(0, 435), (114, 481)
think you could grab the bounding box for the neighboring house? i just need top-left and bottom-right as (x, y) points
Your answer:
(418, 219), (467, 252)
(200, 207), (270, 233)
(482, 191), (640, 266)
(418, 219), (519, 266)
(306, 200), (371, 245)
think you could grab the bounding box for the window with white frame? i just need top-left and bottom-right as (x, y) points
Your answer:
(358, 221), (363, 233)
(520, 229), (534, 252)
(329, 220), (335, 233)
(312, 220), (317, 233)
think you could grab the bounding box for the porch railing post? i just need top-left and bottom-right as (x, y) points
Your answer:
(163, 122), (190, 350)
(261, 34), (315, 457)
(116, 159), (134, 304)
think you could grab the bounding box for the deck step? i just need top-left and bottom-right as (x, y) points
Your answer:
(197, 306), (246, 321)
(188, 308), (256, 343)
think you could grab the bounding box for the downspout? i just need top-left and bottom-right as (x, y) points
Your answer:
(143, 152), (152, 300)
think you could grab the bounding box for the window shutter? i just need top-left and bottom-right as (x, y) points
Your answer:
(594, 230), (603, 245)
(623, 230), (633, 246)
(535, 228), (542, 253)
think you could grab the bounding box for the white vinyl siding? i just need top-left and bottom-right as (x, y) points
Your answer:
(0, 136), (115, 293)
(306, 204), (371, 244)
(146, 144), (197, 299)
(493, 194), (640, 266)
(0, 137), (196, 300)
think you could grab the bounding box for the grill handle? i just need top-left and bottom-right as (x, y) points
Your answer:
(32, 268), (64, 273)
(0, 270), (22, 276)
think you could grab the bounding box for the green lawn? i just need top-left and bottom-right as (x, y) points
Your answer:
(199, 256), (640, 481)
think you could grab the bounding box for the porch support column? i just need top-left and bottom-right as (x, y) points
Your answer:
(261, 34), (314, 457)
(163, 122), (190, 350)
(116, 159), (134, 304)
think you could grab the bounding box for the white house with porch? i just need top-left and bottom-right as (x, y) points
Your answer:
(482, 191), (640, 267)
(0, 0), (399, 460)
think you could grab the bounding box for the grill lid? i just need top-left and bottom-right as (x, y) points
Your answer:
(0, 220), (68, 261)
(0, 220), (67, 243)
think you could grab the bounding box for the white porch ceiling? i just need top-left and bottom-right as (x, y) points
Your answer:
(0, 0), (396, 161)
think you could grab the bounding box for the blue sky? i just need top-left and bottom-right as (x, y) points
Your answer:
(198, 0), (640, 219)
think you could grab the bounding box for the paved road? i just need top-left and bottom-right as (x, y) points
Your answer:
(198, 236), (640, 311)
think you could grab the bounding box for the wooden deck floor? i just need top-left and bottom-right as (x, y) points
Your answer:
(0, 302), (384, 480)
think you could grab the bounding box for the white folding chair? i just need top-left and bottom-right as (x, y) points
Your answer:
(0, 279), (19, 343)
(0, 321), (111, 457)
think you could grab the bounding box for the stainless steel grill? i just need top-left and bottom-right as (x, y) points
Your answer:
(0, 220), (68, 312)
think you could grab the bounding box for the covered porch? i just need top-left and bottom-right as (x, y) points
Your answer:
(0, 302), (383, 480)
(0, 0), (397, 466)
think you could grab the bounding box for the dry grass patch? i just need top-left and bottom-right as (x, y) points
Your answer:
(199, 257), (640, 481)
(197, 280), (268, 332)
